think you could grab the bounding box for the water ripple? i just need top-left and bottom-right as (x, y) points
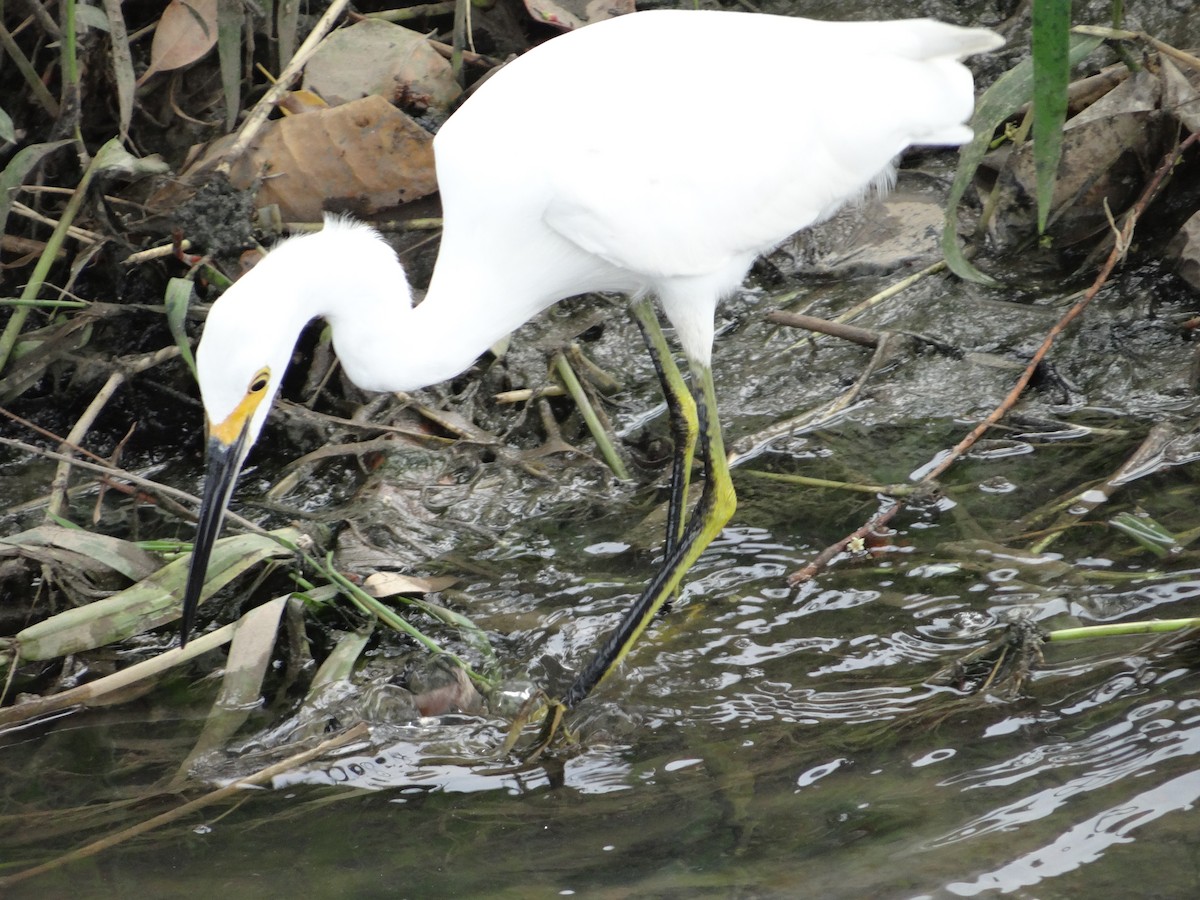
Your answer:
(927, 697), (1200, 873)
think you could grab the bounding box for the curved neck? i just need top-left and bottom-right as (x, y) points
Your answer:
(326, 281), (516, 393)
(240, 220), (585, 396)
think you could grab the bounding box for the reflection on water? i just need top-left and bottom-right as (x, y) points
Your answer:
(932, 696), (1200, 896)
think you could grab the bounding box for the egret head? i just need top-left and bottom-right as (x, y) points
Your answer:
(179, 218), (408, 645)
(181, 232), (328, 646)
(194, 257), (306, 450)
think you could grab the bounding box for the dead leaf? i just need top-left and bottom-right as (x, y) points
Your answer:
(985, 69), (1173, 251)
(220, 94), (438, 220)
(302, 19), (461, 113)
(0, 524), (160, 582)
(408, 659), (483, 716)
(138, 0), (219, 86)
(363, 571), (457, 597)
(174, 596), (289, 775)
(1168, 209), (1200, 291)
(279, 89), (328, 116)
(1161, 56), (1200, 134)
(524, 0), (633, 31)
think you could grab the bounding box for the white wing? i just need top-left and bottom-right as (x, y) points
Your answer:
(464, 12), (1000, 280)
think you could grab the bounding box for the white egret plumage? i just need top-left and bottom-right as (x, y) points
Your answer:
(183, 10), (1002, 716)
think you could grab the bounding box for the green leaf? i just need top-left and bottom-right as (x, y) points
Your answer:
(217, 0), (243, 132)
(165, 276), (199, 381)
(0, 139), (73, 241)
(1110, 512), (1181, 559)
(0, 107), (14, 144)
(310, 620), (373, 689)
(14, 527), (301, 659)
(944, 34), (1104, 284)
(1032, 0), (1071, 235)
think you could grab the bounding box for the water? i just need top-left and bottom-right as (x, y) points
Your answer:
(7, 40), (1200, 891)
(7, 248), (1200, 894)
(5, 432), (1200, 896)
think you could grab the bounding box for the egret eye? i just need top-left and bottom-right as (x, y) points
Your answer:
(248, 369), (270, 394)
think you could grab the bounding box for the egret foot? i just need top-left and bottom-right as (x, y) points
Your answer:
(502, 692), (573, 760)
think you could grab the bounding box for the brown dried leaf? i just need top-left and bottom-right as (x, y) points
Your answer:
(139, 0), (219, 86)
(302, 19), (461, 113)
(986, 69), (1173, 251)
(363, 571), (457, 597)
(523, 0), (633, 31)
(278, 89), (328, 117)
(224, 95), (438, 220)
(1161, 56), (1200, 134)
(409, 661), (483, 716)
(1168, 210), (1200, 291)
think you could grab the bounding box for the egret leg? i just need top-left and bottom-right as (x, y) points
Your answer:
(562, 360), (736, 709)
(629, 298), (699, 557)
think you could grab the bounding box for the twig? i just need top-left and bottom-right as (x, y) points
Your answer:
(368, 2), (456, 23)
(47, 372), (126, 520)
(494, 384), (566, 404)
(44, 346), (181, 519)
(921, 131), (1200, 487)
(832, 259), (948, 324)
(729, 332), (901, 468)
(1073, 25), (1200, 72)
(8, 201), (102, 243)
(766, 311), (883, 348)
(122, 240), (193, 266)
(741, 469), (919, 497)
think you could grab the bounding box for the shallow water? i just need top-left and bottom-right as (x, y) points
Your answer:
(5, 378), (1200, 897)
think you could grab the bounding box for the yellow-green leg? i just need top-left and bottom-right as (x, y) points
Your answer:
(562, 360), (736, 708)
(630, 298), (698, 557)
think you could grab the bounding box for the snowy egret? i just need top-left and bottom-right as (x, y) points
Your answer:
(182, 10), (1002, 714)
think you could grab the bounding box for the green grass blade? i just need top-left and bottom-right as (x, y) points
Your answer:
(310, 620), (374, 690)
(553, 352), (630, 480)
(1109, 511), (1181, 558)
(217, 0), (243, 131)
(0, 137), (123, 375)
(1032, 0), (1071, 235)
(15, 527), (301, 659)
(943, 34), (1104, 284)
(165, 276), (199, 381)
(1048, 618), (1200, 642)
